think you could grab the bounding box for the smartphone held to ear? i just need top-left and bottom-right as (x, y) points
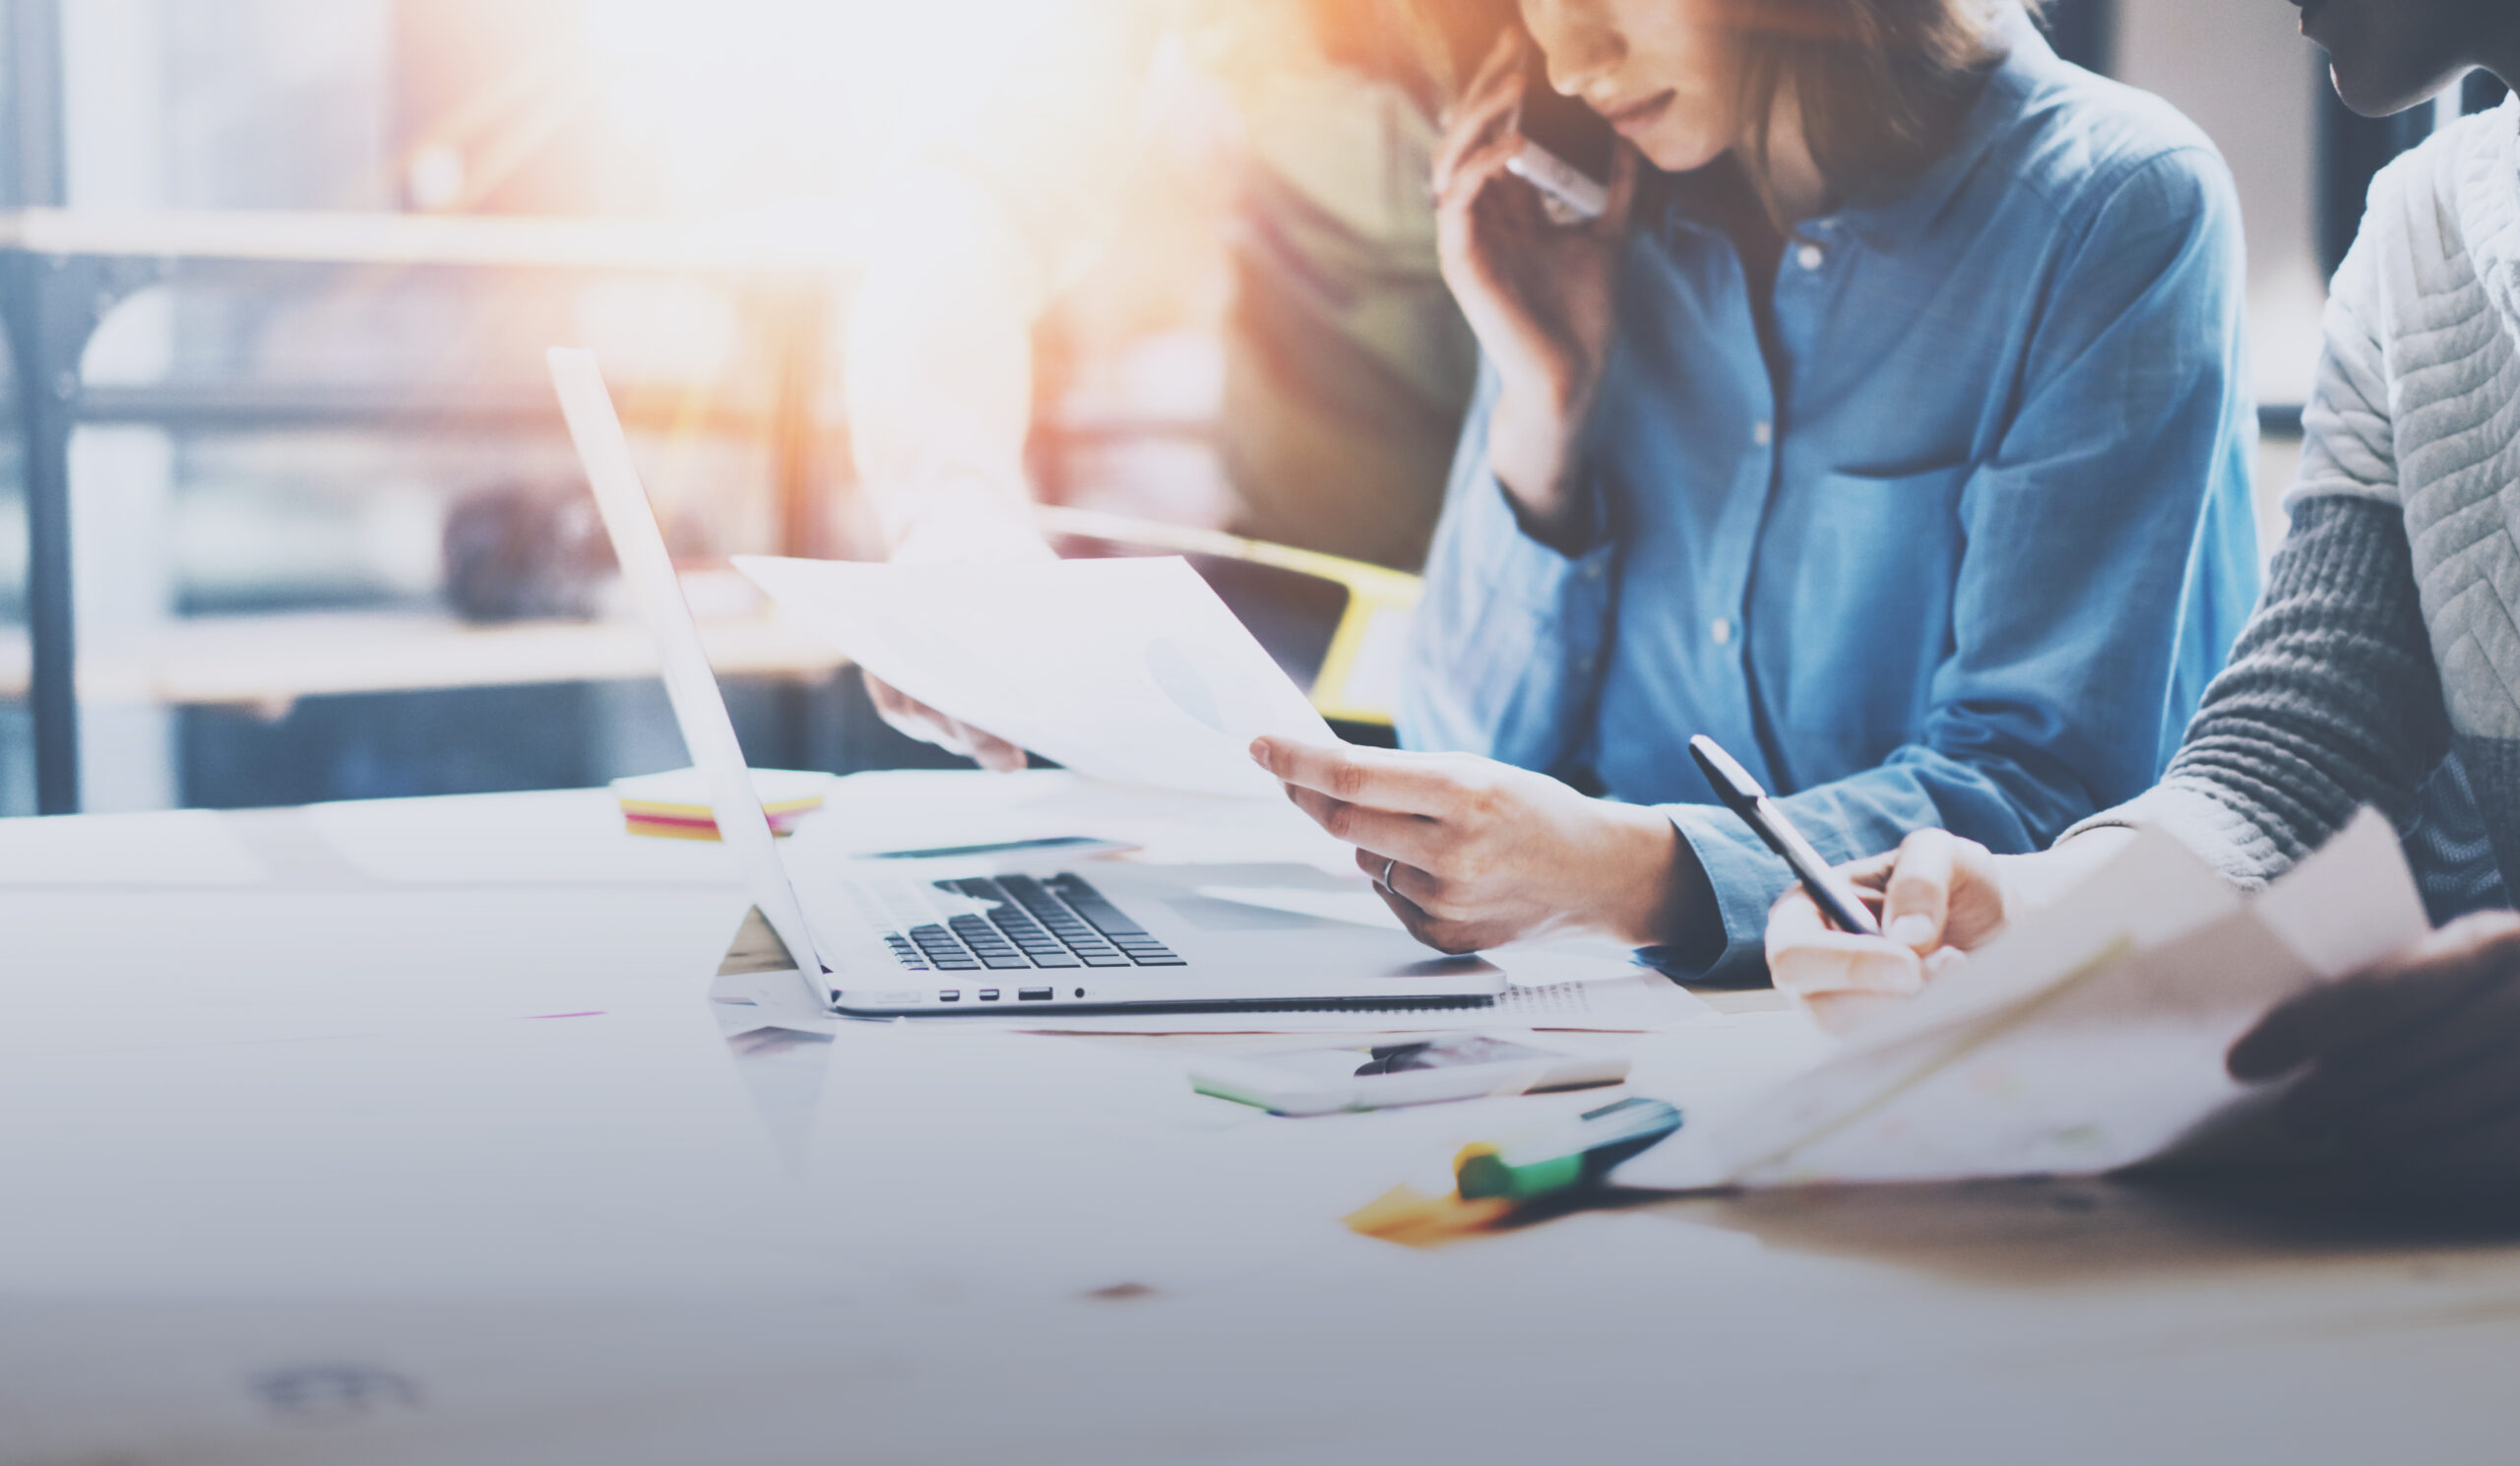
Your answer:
(1507, 46), (1616, 224)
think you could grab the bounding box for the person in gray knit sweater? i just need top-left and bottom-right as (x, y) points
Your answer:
(1769, 0), (2520, 1194)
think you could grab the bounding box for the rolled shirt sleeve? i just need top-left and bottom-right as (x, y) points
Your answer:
(1402, 363), (1618, 772)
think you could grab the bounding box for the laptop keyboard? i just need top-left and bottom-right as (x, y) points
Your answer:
(852, 873), (1185, 974)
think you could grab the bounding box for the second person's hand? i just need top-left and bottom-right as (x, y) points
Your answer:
(2229, 910), (2520, 1196)
(1765, 828), (2132, 1031)
(863, 673), (1028, 774)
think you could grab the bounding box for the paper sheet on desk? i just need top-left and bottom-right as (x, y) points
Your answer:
(736, 554), (1337, 798)
(1615, 809), (2428, 1190)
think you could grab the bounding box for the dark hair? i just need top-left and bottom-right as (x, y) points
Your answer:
(1737, 0), (2023, 216)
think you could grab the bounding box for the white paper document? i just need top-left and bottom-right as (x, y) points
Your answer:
(735, 554), (1338, 798)
(1615, 809), (2428, 1190)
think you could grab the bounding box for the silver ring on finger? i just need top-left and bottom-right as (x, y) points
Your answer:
(1380, 857), (1400, 891)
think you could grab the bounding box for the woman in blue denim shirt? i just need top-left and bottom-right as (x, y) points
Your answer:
(1252, 0), (2260, 981)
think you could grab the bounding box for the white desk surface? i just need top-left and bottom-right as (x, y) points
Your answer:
(4, 772), (2518, 1466)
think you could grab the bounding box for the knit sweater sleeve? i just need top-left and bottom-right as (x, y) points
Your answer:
(2060, 493), (2446, 887)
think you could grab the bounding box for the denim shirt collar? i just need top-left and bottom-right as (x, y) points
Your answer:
(1655, 8), (2061, 253)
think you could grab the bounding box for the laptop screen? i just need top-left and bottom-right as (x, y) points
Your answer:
(547, 347), (833, 1002)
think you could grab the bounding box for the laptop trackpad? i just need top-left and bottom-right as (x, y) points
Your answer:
(1155, 893), (1343, 932)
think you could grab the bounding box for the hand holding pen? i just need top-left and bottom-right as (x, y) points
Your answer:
(1693, 733), (2002, 1033)
(1688, 734), (1882, 938)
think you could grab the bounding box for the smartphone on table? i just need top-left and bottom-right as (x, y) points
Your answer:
(1507, 44), (1617, 224)
(1188, 1035), (1628, 1116)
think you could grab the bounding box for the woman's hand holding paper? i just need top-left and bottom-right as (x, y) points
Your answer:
(864, 673), (1029, 774)
(1249, 737), (1697, 954)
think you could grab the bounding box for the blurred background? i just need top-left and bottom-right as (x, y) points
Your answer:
(0, 0), (2480, 817)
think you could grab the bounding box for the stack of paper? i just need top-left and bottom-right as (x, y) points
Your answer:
(612, 767), (832, 841)
(1615, 809), (2428, 1190)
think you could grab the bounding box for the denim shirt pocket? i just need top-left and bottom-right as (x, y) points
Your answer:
(1769, 463), (1974, 760)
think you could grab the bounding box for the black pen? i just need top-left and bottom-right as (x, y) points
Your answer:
(1687, 734), (1884, 939)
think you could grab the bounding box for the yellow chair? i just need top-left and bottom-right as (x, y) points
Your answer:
(1033, 505), (1421, 728)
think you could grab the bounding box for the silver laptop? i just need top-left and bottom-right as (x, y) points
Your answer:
(550, 349), (1505, 1019)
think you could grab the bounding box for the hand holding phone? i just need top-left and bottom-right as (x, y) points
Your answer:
(1432, 32), (1637, 546)
(1507, 46), (1617, 224)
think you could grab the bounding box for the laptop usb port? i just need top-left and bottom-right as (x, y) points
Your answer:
(1019, 988), (1053, 1002)
(937, 990), (961, 1002)
(978, 988), (1000, 1001)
